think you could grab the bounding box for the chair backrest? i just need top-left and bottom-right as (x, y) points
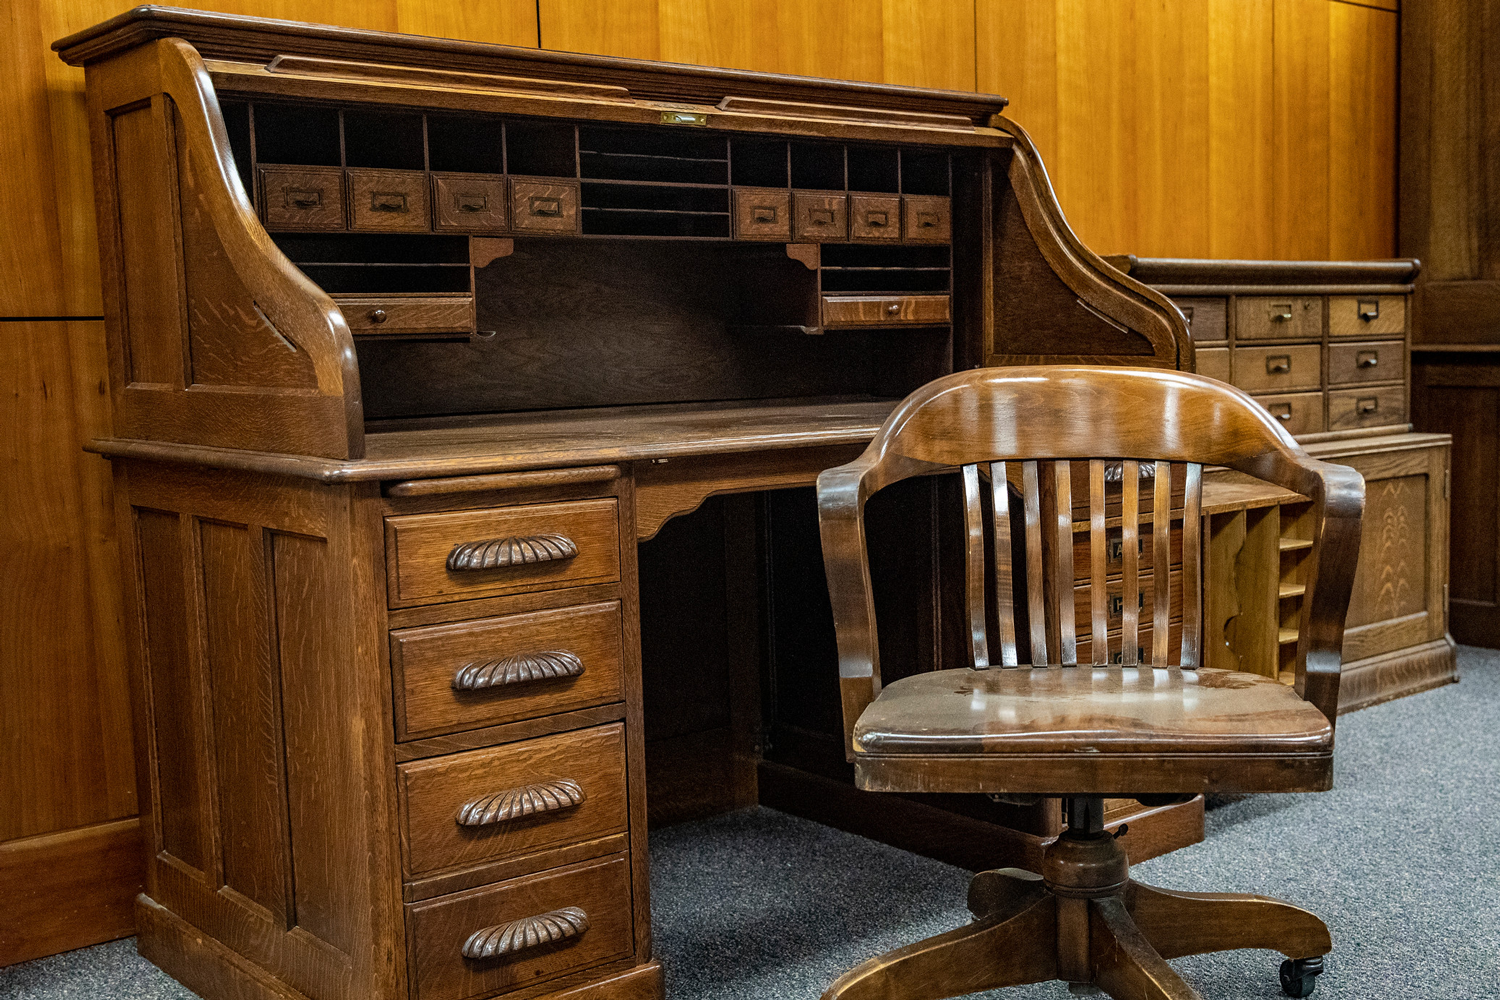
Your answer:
(816, 366), (1364, 756)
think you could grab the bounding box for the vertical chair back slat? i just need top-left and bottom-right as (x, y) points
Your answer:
(1052, 460), (1077, 665)
(1120, 460), (1140, 665)
(962, 463), (991, 669)
(1088, 460), (1109, 664)
(1022, 461), (1049, 665)
(1152, 460), (1172, 665)
(1181, 462), (1204, 668)
(989, 462), (1019, 666)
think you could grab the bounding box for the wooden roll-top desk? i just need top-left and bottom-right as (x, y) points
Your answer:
(54, 9), (1407, 1000)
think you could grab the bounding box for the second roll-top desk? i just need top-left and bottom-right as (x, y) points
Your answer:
(55, 9), (1446, 1000)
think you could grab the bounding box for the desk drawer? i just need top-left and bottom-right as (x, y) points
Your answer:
(1329, 295), (1405, 339)
(334, 294), (473, 337)
(793, 190), (848, 242)
(732, 187), (791, 240)
(407, 854), (633, 1000)
(850, 194), (901, 241)
(1235, 296), (1322, 341)
(433, 173), (509, 233)
(1328, 385), (1405, 432)
(349, 168), (432, 232)
(1176, 297), (1227, 343)
(1255, 391), (1324, 437)
(1328, 340), (1404, 385)
(822, 294), (950, 327)
(1233, 344), (1321, 394)
(259, 165), (345, 231)
(902, 195), (951, 243)
(387, 499), (621, 607)
(392, 601), (624, 740)
(400, 724), (628, 878)
(511, 178), (581, 234)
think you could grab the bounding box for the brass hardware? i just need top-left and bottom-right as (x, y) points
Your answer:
(1357, 396), (1380, 415)
(452, 650), (584, 690)
(751, 205), (779, 223)
(448, 533), (578, 571)
(456, 192), (488, 212)
(369, 308), (388, 324)
(529, 196), (563, 217)
(370, 191), (407, 212)
(1356, 350), (1380, 368)
(885, 302), (901, 315)
(1108, 592), (1144, 617)
(1106, 535), (1145, 562)
(1358, 299), (1380, 321)
(1270, 403), (1293, 421)
(660, 110), (708, 126)
(455, 778), (585, 827)
(809, 208), (835, 226)
(916, 211), (940, 229)
(1265, 354), (1291, 375)
(865, 211), (889, 227)
(1270, 305), (1294, 322)
(285, 187), (322, 208)
(461, 907), (589, 960)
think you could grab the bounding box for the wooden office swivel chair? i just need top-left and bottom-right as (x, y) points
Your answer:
(815, 366), (1364, 1000)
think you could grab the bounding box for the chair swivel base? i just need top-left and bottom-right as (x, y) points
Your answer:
(822, 816), (1330, 1000)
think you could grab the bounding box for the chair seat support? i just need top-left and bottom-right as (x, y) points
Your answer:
(822, 796), (1331, 1000)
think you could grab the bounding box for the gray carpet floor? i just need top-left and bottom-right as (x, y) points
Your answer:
(5, 648), (1497, 1000)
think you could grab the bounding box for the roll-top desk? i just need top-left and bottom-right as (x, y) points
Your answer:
(55, 9), (1196, 1000)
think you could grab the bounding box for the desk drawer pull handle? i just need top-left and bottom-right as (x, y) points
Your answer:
(461, 906), (589, 960)
(1265, 354), (1291, 375)
(1357, 350), (1380, 368)
(1270, 304), (1293, 322)
(284, 187), (322, 209)
(370, 190), (408, 213)
(864, 210), (889, 227)
(1358, 299), (1380, 321)
(456, 192), (489, 212)
(529, 196), (563, 218)
(456, 778), (585, 827)
(448, 533), (577, 571)
(1358, 396), (1380, 415)
(885, 302), (901, 316)
(1270, 403), (1293, 422)
(808, 208), (835, 226)
(916, 211), (941, 229)
(751, 205), (779, 223)
(453, 650), (584, 691)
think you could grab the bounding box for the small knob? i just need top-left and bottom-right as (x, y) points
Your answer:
(886, 302), (901, 315)
(370, 309), (388, 324)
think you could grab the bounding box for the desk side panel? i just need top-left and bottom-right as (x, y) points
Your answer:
(118, 461), (401, 1000)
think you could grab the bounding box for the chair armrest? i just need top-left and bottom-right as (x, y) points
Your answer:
(1240, 453), (1366, 726)
(816, 460), (882, 761)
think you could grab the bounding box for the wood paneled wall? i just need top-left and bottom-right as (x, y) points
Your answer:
(0, 0), (1398, 965)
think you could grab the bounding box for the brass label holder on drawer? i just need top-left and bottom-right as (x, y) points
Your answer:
(447, 533), (578, 571)
(1270, 304), (1294, 323)
(284, 186), (322, 208)
(452, 650), (584, 690)
(371, 190), (408, 212)
(455, 778), (585, 827)
(461, 906), (590, 960)
(1269, 403), (1293, 422)
(1265, 354), (1292, 375)
(1357, 350), (1380, 369)
(1358, 396), (1380, 415)
(1358, 299), (1380, 321)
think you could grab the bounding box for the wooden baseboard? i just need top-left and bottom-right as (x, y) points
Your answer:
(0, 817), (144, 966)
(757, 761), (1202, 873)
(1339, 635), (1458, 714)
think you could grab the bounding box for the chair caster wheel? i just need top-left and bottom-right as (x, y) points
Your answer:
(1280, 957), (1324, 997)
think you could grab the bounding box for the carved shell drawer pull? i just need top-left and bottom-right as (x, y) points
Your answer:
(452, 650), (584, 691)
(456, 778), (585, 827)
(447, 533), (577, 572)
(461, 906), (589, 960)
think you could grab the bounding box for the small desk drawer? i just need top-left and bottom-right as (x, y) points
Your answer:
(1328, 385), (1405, 432)
(433, 173), (509, 232)
(1196, 346), (1230, 383)
(1328, 340), (1404, 385)
(349, 168), (432, 232)
(391, 601), (624, 740)
(850, 194), (901, 241)
(1232, 344), (1321, 394)
(732, 187), (791, 240)
(902, 195), (951, 243)
(1175, 297), (1227, 342)
(1329, 295), (1405, 339)
(334, 294), (473, 337)
(259, 165), (345, 231)
(387, 499), (621, 607)
(793, 190), (848, 242)
(1255, 391), (1324, 437)
(511, 178), (580, 234)
(1235, 296), (1322, 341)
(822, 294), (951, 327)
(399, 724), (628, 878)
(407, 854), (633, 1000)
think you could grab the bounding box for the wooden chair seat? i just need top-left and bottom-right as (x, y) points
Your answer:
(851, 666), (1334, 796)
